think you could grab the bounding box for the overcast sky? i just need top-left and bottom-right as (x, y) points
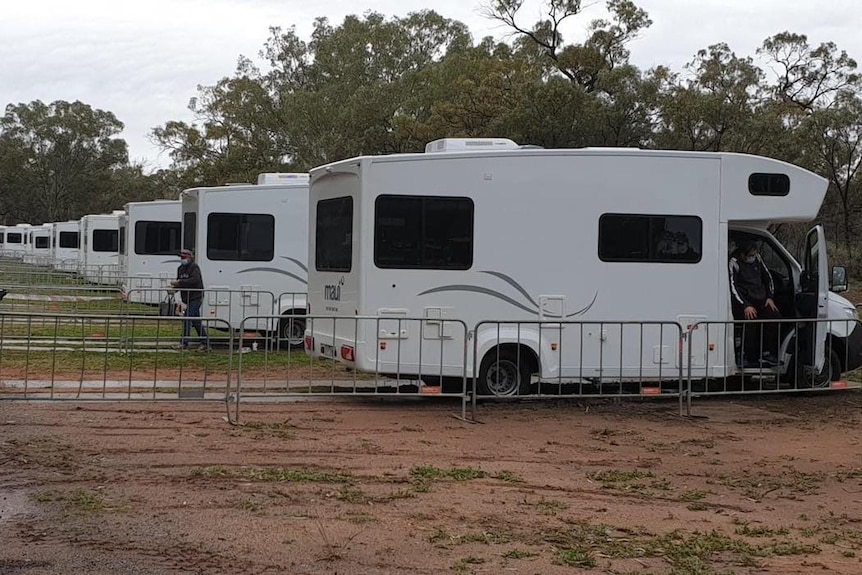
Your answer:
(2, 0), (861, 170)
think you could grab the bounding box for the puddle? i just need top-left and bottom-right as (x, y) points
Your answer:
(0, 488), (36, 525)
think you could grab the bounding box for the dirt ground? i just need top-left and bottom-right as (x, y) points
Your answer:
(2, 394), (862, 575)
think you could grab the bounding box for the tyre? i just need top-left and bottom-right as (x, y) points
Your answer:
(477, 349), (532, 397)
(277, 314), (306, 350)
(788, 348), (840, 389)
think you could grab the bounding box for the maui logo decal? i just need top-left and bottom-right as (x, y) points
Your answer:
(324, 276), (345, 301)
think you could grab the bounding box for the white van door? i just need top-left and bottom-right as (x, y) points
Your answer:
(804, 225), (829, 372)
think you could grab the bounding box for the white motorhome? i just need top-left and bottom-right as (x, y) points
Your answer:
(180, 173), (309, 344)
(305, 139), (862, 395)
(51, 220), (81, 272)
(2, 224), (32, 259)
(78, 213), (121, 284)
(119, 200), (182, 304)
(24, 224), (53, 265)
(0, 226), (6, 256)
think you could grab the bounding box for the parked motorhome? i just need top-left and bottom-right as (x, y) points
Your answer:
(2, 224), (32, 259)
(78, 213), (121, 285)
(305, 139), (862, 395)
(180, 173), (309, 344)
(119, 200), (182, 304)
(24, 224), (53, 265)
(51, 220), (81, 272)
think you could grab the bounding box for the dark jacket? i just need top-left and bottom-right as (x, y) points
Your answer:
(175, 262), (204, 304)
(729, 254), (774, 312)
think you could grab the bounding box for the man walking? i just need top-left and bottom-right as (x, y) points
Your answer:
(170, 249), (209, 350)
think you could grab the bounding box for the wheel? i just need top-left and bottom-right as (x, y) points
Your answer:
(477, 349), (532, 397)
(788, 348), (839, 389)
(277, 315), (306, 350)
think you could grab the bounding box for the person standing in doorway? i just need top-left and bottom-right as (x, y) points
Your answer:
(170, 249), (209, 350)
(729, 240), (780, 367)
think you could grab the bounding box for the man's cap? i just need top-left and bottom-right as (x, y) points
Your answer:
(180, 249), (194, 258)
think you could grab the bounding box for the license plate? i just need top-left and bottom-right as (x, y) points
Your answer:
(320, 344), (335, 358)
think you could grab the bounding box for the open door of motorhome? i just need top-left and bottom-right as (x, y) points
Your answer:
(803, 225), (829, 372)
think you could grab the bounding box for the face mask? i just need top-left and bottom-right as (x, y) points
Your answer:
(180, 258), (190, 266)
(744, 255), (756, 265)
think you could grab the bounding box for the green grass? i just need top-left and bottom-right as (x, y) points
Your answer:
(32, 489), (110, 513)
(502, 549), (539, 559)
(554, 547), (597, 568)
(190, 465), (352, 483)
(410, 466), (488, 482)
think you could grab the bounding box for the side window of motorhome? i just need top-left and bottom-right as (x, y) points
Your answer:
(92, 229), (119, 252)
(35, 236), (50, 249)
(119, 226), (127, 255)
(749, 173), (790, 197)
(316, 197), (353, 272)
(135, 221), (181, 256)
(59, 232), (79, 249)
(7, 233), (22, 244)
(374, 195), (474, 270)
(599, 214), (702, 263)
(183, 212), (197, 251)
(207, 213), (274, 261)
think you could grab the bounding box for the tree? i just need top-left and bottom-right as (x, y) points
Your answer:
(0, 100), (128, 223)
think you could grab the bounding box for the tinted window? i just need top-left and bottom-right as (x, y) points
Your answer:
(749, 173), (790, 197)
(316, 197), (353, 272)
(183, 212), (196, 251)
(35, 236), (50, 249)
(59, 232), (79, 249)
(119, 226), (127, 255)
(206, 213), (274, 261)
(599, 214), (702, 263)
(135, 221), (181, 256)
(374, 195), (473, 270)
(7, 233), (22, 244)
(92, 229), (119, 252)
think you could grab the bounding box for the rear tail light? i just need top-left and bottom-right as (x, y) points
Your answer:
(304, 336), (313, 351)
(341, 345), (355, 361)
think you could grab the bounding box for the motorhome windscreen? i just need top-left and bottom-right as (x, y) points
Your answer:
(374, 195), (473, 270)
(315, 197), (353, 272)
(92, 229), (119, 252)
(598, 214), (702, 263)
(59, 232), (79, 248)
(183, 212), (196, 251)
(206, 213), (274, 261)
(135, 221), (181, 255)
(35, 236), (50, 249)
(6, 233), (22, 244)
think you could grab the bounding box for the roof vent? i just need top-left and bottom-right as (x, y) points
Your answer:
(424, 138), (519, 154)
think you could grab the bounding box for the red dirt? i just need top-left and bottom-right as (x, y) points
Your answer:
(3, 393), (862, 574)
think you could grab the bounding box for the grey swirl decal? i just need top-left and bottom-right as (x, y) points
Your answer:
(419, 272), (598, 319)
(236, 267), (308, 285)
(417, 285), (537, 315)
(280, 256), (309, 273)
(479, 270), (539, 308)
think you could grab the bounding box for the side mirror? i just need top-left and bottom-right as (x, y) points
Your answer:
(831, 266), (848, 293)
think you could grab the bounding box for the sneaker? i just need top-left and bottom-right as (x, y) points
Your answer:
(196, 345), (212, 353)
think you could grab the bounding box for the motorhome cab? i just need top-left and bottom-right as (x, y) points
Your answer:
(120, 200), (182, 304)
(51, 220), (81, 272)
(24, 224), (53, 265)
(78, 213), (121, 285)
(180, 173), (310, 344)
(306, 139), (862, 395)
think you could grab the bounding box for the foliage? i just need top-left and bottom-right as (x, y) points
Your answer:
(3, 3), (862, 271)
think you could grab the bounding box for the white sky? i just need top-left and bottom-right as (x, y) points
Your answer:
(2, 0), (861, 170)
